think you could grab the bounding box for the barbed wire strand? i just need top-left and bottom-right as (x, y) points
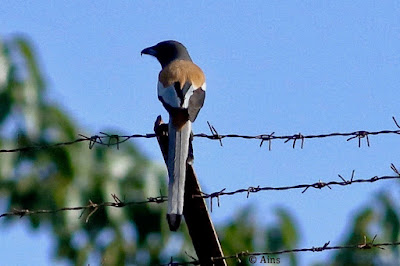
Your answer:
(162, 235), (399, 265)
(199, 165), (400, 212)
(0, 194), (167, 221)
(1, 117), (400, 153)
(2, 164), (399, 219)
(197, 164), (400, 212)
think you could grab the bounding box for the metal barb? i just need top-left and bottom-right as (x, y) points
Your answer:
(246, 186), (261, 198)
(207, 121), (223, 146)
(390, 163), (400, 176)
(346, 131), (370, 147)
(111, 193), (125, 207)
(100, 132), (120, 150)
(284, 133), (304, 149)
(89, 135), (101, 149)
(85, 200), (99, 223)
(259, 132), (274, 151)
(393, 116), (400, 129)
(338, 174), (350, 184)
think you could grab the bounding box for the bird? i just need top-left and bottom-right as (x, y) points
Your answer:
(141, 41), (206, 231)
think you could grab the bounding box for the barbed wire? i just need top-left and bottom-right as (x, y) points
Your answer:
(199, 164), (400, 211)
(162, 235), (399, 265)
(1, 117), (400, 153)
(1, 164), (399, 220)
(0, 132), (156, 153)
(0, 194), (167, 222)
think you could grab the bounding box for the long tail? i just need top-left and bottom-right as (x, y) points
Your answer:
(166, 120), (191, 231)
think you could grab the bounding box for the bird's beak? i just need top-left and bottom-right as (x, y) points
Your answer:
(141, 46), (157, 57)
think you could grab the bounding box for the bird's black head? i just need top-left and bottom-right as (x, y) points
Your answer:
(141, 40), (192, 68)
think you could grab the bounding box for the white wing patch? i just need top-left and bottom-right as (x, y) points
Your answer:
(158, 81), (206, 108)
(183, 82), (206, 108)
(158, 81), (180, 108)
(182, 85), (195, 108)
(201, 82), (206, 91)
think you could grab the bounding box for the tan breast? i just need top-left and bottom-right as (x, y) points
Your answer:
(159, 60), (205, 89)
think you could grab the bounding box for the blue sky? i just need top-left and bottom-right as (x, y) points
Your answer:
(1, 1), (400, 265)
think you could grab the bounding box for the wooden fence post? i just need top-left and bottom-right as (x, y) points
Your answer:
(154, 116), (226, 265)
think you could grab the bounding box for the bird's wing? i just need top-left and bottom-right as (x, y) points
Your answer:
(158, 60), (206, 125)
(157, 81), (205, 123)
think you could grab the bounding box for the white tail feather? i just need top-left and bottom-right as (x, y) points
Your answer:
(167, 120), (191, 219)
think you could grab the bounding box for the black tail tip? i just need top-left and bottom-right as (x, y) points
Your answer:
(167, 214), (182, 231)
